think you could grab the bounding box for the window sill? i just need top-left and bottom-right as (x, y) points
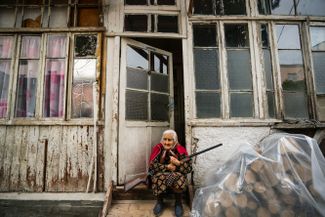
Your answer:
(0, 119), (104, 126)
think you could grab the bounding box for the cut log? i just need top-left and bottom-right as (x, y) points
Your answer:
(219, 191), (233, 208)
(250, 159), (264, 173)
(253, 182), (266, 194)
(257, 207), (271, 217)
(234, 193), (247, 208)
(280, 208), (295, 217)
(267, 199), (281, 214)
(244, 169), (256, 184)
(225, 206), (240, 217)
(204, 193), (222, 217)
(224, 173), (238, 191)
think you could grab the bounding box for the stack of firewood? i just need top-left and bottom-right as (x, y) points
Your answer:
(199, 139), (323, 217)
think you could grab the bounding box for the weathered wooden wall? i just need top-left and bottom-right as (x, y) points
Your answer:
(0, 125), (104, 192)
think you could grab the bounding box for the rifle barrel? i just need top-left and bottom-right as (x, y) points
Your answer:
(187, 143), (223, 159)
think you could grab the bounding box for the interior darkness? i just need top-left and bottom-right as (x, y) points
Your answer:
(131, 38), (185, 146)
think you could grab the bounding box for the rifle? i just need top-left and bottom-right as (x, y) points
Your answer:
(124, 143), (223, 192)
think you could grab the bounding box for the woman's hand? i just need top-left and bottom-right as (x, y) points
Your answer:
(170, 156), (181, 166)
(167, 163), (176, 171)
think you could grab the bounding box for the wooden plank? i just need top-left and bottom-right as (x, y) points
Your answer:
(9, 126), (23, 191)
(45, 126), (62, 191)
(18, 126), (29, 191)
(59, 126), (68, 191)
(25, 126), (41, 191)
(97, 127), (105, 192)
(0, 126), (7, 191)
(65, 126), (79, 191)
(36, 126), (48, 192)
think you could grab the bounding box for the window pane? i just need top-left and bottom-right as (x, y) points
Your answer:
(193, 0), (214, 15)
(20, 36), (41, 58)
(126, 90), (148, 120)
(125, 0), (147, 5)
(49, 7), (68, 27)
(0, 36), (14, 58)
(0, 60), (11, 118)
(276, 25), (301, 49)
(230, 93), (253, 117)
(267, 91), (275, 118)
(223, 0), (246, 15)
(225, 24), (249, 48)
(271, 0), (295, 15)
(43, 60), (65, 117)
(0, 8), (15, 27)
(297, 0), (325, 16)
(316, 96), (325, 120)
(194, 48), (219, 90)
(283, 92), (308, 118)
(310, 27), (325, 51)
(261, 24), (270, 48)
(157, 15), (178, 33)
(227, 50), (252, 90)
(258, 0), (272, 14)
(263, 49), (273, 90)
(15, 60), (38, 117)
(152, 53), (168, 74)
(127, 46), (149, 70)
(157, 0), (175, 5)
(193, 25), (217, 47)
(47, 35), (67, 58)
(127, 67), (148, 90)
(124, 15), (148, 32)
(22, 7), (41, 28)
(75, 35), (97, 57)
(151, 73), (168, 93)
(196, 92), (220, 118)
(151, 93), (169, 121)
(279, 50), (305, 91)
(312, 52), (325, 94)
(72, 59), (96, 118)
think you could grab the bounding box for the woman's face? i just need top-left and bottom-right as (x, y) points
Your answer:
(162, 133), (175, 150)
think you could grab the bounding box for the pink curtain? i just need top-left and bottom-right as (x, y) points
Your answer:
(0, 36), (13, 118)
(43, 35), (66, 117)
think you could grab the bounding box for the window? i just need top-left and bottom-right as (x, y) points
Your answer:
(193, 24), (220, 118)
(0, 0), (102, 28)
(310, 26), (325, 121)
(193, 0), (247, 15)
(225, 24), (253, 117)
(124, 14), (178, 33)
(258, 0), (325, 16)
(124, 0), (176, 5)
(125, 45), (169, 121)
(276, 24), (308, 118)
(0, 33), (101, 120)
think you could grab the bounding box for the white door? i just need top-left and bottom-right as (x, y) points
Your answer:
(118, 39), (174, 184)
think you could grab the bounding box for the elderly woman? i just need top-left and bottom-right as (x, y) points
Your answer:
(148, 129), (192, 217)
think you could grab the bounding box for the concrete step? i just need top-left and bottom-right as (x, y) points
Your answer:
(107, 200), (191, 217)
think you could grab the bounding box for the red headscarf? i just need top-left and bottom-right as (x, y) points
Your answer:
(149, 143), (188, 164)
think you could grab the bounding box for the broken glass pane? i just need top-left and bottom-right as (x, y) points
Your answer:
(225, 24), (249, 48)
(283, 92), (308, 118)
(223, 0), (246, 15)
(126, 45), (149, 70)
(312, 52), (325, 94)
(151, 73), (168, 93)
(151, 93), (169, 121)
(196, 92), (220, 118)
(297, 0), (325, 16)
(126, 90), (148, 120)
(75, 35), (97, 57)
(230, 93), (253, 117)
(193, 25), (217, 47)
(194, 48), (219, 90)
(157, 15), (178, 33)
(125, 0), (147, 5)
(127, 67), (148, 90)
(227, 50), (252, 90)
(193, 0), (214, 15)
(124, 15), (148, 32)
(276, 25), (301, 49)
(71, 59), (96, 118)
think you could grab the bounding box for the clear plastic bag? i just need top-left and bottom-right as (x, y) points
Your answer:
(191, 133), (325, 217)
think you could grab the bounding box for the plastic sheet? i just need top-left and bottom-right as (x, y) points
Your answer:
(191, 133), (325, 217)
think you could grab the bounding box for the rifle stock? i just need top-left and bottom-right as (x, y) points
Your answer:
(124, 143), (223, 192)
